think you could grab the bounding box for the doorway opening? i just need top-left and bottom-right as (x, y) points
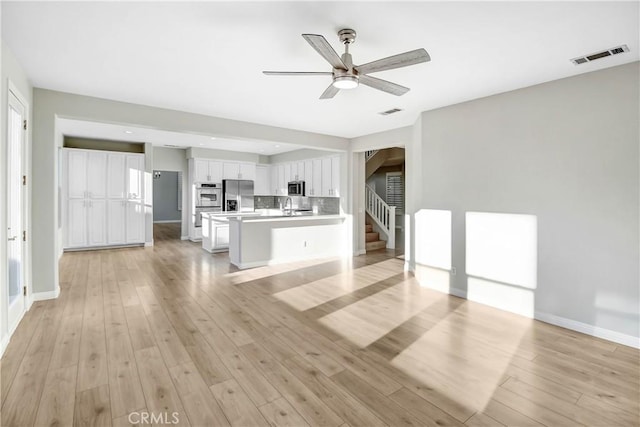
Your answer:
(152, 170), (182, 241)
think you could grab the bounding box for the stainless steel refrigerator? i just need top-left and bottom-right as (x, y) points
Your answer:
(222, 179), (254, 212)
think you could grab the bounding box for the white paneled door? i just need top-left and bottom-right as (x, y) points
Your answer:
(7, 90), (26, 332)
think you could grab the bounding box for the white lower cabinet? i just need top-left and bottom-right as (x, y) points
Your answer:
(87, 200), (107, 246)
(126, 201), (145, 243)
(107, 200), (126, 245)
(67, 200), (88, 248)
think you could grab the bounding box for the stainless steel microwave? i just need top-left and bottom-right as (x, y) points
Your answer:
(288, 181), (305, 196)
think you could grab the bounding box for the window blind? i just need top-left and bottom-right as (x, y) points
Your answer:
(386, 172), (403, 212)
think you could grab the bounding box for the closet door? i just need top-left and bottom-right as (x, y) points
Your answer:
(125, 201), (145, 243)
(86, 151), (107, 199)
(107, 153), (126, 199)
(87, 199), (107, 246)
(67, 150), (87, 199)
(67, 199), (87, 247)
(126, 155), (144, 200)
(107, 200), (126, 245)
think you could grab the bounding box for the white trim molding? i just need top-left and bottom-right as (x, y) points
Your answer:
(180, 235), (189, 240)
(0, 334), (10, 358)
(153, 220), (181, 224)
(535, 311), (640, 349)
(144, 241), (154, 247)
(32, 286), (61, 302)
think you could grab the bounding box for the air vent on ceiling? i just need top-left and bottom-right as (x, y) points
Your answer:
(571, 44), (629, 65)
(164, 144), (181, 148)
(379, 108), (403, 116)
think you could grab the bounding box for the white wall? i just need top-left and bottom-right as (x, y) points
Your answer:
(350, 126), (411, 152)
(31, 88), (349, 296)
(1, 40), (33, 353)
(406, 62), (639, 344)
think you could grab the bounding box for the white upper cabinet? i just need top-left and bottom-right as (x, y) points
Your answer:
(126, 155), (144, 200)
(331, 156), (341, 197)
(312, 159), (323, 197)
(255, 165), (271, 195)
(107, 153), (126, 199)
(290, 162), (305, 181)
(67, 150), (87, 199)
(304, 160), (314, 196)
(194, 159), (210, 182)
(194, 159), (222, 183)
(224, 162), (256, 180)
(239, 163), (256, 181)
(87, 152), (107, 199)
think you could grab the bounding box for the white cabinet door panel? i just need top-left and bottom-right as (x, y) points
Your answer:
(223, 162), (240, 180)
(331, 156), (340, 197)
(304, 160), (313, 196)
(67, 200), (87, 247)
(107, 153), (126, 199)
(321, 157), (332, 196)
(126, 201), (145, 243)
(255, 165), (270, 195)
(67, 150), (87, 199)
(194, 159), (210, 182)
(239, 163), (256, 181)
(312, 159), (322, 197)
(87, 152), (107, 199)
(271, 166), (278, 195)
(107, 200), (126, 245)
(209, 161), (223, 183)
(126, 155), (144, 199)
(87, 200), (107, 246)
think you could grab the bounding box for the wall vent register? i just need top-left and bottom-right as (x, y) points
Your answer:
(571, 44), (629, 65)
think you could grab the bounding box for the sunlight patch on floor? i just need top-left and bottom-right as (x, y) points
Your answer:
(223, 256), (342, 285)
(317, 276), (446, 347)
(272, 258), (404, 311)
(391, 302), (533, 412)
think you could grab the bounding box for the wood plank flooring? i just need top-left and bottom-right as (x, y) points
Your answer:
(2, 223), (638, 426)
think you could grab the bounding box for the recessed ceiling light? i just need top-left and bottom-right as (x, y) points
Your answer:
(275, 145), (280, 148)
(211, 137), (216, 140)
(199, 143), (204, 146)
(124, 130), (133, 134)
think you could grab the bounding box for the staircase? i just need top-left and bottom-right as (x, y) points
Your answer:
(365, 185), (395, 250)
(365, 222), (387, 251)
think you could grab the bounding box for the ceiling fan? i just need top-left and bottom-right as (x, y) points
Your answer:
(263, 29), (430, 99)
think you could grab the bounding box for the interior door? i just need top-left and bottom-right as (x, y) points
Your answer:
(7, 91), (26, 331)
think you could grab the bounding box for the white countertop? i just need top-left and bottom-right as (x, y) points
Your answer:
(228, 214), (345, 223)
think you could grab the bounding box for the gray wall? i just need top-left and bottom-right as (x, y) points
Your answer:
(153, 171), (181, 222)
(1, 40), (33, 347)
(407, 62), (639, 340)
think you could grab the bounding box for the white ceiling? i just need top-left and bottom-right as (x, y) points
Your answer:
(57, 118), (304, 155)
(3, 1), (638, 140)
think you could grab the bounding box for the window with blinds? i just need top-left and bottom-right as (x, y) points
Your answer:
(386, 172), (404, 212)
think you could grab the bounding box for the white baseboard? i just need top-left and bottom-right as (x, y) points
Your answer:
(408, 263), (639, 349)
(144, 241), (154, 247)
(180, 235), (189, 240)
(153, 220), (181, 223)
(32, 286), (61, 302)
(535, 311), (639, 349)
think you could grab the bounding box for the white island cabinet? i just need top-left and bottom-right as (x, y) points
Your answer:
(228, 215), (347, 269)
(201, 213), (230, 253)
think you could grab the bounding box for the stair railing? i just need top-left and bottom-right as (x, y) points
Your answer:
(364, 150), (379, 161)
(365, 184), (395, 249)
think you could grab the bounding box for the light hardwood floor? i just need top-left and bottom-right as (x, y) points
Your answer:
(2, 223), (638, 426)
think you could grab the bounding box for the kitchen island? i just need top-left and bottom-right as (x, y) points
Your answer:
(201, 211), (261, 253)
(228, 214), (347, 269)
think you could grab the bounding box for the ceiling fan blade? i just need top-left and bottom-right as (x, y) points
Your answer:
(354, 48), (430, 75)
(359, 75), (409, 96)
(263, 71), (332, 76)
(302, 34), (347, 70)
(320, 84), (339, 99)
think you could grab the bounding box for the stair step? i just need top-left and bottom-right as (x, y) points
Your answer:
(365, 224), (373, 232)
(366, 232), (379, 242)
(366, 240), (387, 251)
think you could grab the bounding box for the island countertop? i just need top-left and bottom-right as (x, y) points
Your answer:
(228, 214), (345, 223)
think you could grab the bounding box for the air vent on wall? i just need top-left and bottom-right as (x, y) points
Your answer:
(571, 44), (629, 65)
(379, 108), (403, 116)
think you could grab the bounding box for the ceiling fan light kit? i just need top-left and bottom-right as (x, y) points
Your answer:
(263, 28), (430, 99)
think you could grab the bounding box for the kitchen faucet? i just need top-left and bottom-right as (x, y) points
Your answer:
(283, 197), (293, 216)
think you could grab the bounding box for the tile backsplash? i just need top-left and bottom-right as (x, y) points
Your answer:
(254, 196), (340, 215)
